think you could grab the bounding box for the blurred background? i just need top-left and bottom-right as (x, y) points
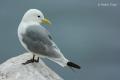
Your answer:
(0, 0), (120, 80)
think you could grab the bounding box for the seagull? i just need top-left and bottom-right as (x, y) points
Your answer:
(18, 9), (80, 69)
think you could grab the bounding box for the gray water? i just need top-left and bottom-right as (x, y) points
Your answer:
(0, 0), (120, 80)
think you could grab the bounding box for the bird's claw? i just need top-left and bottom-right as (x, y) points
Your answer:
(22, 55), (39, 65)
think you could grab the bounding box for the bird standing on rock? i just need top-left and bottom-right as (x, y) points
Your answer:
(18, 9), (80, 69)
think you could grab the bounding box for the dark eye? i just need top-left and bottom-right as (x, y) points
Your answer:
(38, 15), (40, 18)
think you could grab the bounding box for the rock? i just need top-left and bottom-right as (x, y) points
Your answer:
(0, 53), (63, 80)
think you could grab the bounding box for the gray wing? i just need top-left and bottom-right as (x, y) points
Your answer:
(22, 25), (60, 58)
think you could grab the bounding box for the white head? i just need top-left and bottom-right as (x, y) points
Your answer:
(22, 9), (51, 25)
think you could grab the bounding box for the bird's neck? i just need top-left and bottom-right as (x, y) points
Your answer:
(21, 21), (40, 27)
(18, 21), (40, 34)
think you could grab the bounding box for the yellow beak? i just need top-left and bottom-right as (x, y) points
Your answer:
(41, 18), (51, 25)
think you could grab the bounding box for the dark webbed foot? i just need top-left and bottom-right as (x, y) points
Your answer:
(22, 55), (39, 65)
(22, 59), (34, 65)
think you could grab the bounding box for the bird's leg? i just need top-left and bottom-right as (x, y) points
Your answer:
(35, 57), (39, 63)
(32, 55), (35, 62)
(22, 55), (36, 65)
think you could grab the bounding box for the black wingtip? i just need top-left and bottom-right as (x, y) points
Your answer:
(67, 62), (81, 69)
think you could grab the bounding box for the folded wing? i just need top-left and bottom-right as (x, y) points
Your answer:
(22, 25), (61, 58)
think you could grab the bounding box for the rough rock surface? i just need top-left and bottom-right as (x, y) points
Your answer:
(0, 53), (63, 80)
